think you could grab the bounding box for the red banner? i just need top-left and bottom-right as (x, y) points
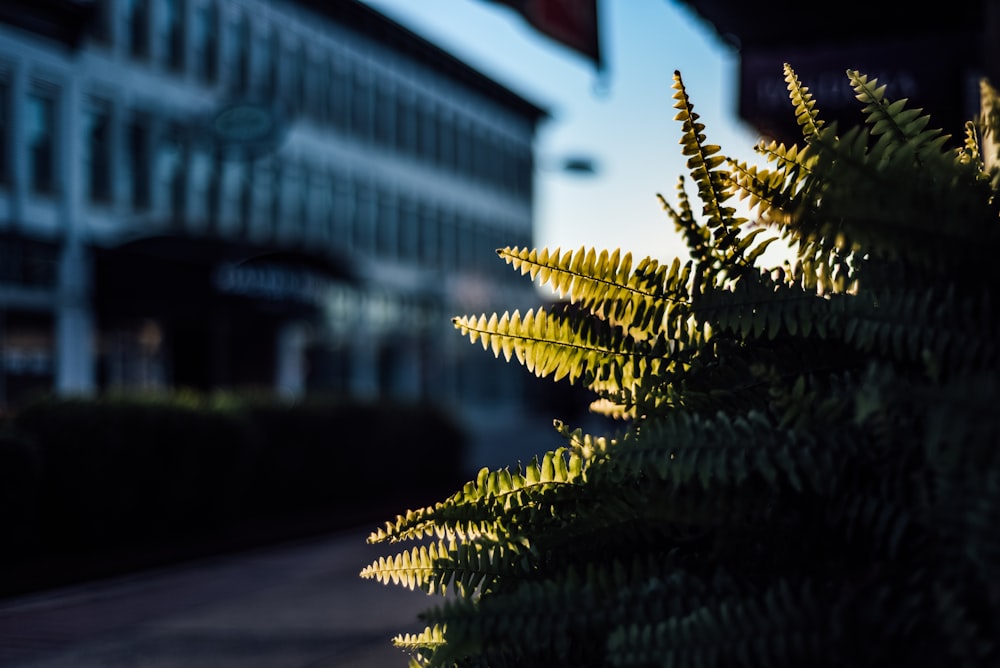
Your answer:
(486, 0), (601, 70)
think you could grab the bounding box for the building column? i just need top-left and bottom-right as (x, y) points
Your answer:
(56, 65), (95, 396)
(55, 243), (95, 395)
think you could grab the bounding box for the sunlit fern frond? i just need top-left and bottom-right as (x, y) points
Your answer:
(360, 535), (536, 597)
(671, 70), (747, 268)
(497, 246), (693, 340)
(784, 62), (826, 142)
(730, 139), (817, 231)
(366, 448), (589, 544)
(452, 307), (674, 396)
(392, 624), (447, 668)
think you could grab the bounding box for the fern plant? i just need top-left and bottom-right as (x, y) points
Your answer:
(360, 64), (1000, 667)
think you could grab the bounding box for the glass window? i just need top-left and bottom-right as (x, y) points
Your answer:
(261, 30), (279, 98)
(277, 161), (305, 237)
(397, 94), (416, 155)
(398, 195), (417, 262)
(229, 14), (250, 94)
(92, 0), (113, 44)
(239, 154), (253, 231)
(0, 79), (9, 184)
(375, 187), (397, 259)
(126, 0), (149, 59)
(455, 121), (472, 175)
(350, 71), (372, 141)
(269, 160), (282, 231)
(26, 92), (56, 195)
(293, 45), (307, 117)
(329, 59), (349, 130)
(354, 180), (375, 252)
(332, 172), (354, 247)
(205, 149), (220, 225)
(162, 0), (184, 72)
(438, 209), (457, 272)
(418, 104), (436, 162)
(418, 202), (438, 267)
(127, 114), (152, 210)
(374, 84), (393, 146)
(435, 113), (451, 169)
(221, 151), (247, 227)
(83, 100), (112, 204)
(194, 3), (217, 84)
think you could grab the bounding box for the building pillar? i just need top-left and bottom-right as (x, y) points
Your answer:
(56, 66), (95, 396)
(55, 243), (95, 395)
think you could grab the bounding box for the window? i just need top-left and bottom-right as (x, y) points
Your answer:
(374, 84), (393, 146)
(397, 94), (416, 155)
(269, 160), (282, 232)
(455, 121), (472, 175)
(398, 196), (417, 262)
(162, 0), (184, 72)
(438, 209), (457, 272)
(418, 104), (436, 162)
(228, 14), (250, 94)
(261, 30), (279, 98)
(26, 92), (56, 195)
(375, 187), (397, 259)
(83, 100), (112, 203)
(354, 180), (375, 253)
(92, 0), (113, 44)
(127, 114), (151, 210)
(418, 202), (438, 267)
(329, 60), (349, 130)
(332, 172), (354, 247)
(126, 0), (150, 59)
(293, 45), (307, 117)
(221, 152), (247, 228)
(0, 79), (9, 184)
(435, 114), (451, 169)
(194, 3), (217, 84)
(350, 71), (372, 141)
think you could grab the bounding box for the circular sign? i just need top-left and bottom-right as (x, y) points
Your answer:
(212, 103), (275, 143)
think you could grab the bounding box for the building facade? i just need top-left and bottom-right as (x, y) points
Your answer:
(0, 0), (547, 416)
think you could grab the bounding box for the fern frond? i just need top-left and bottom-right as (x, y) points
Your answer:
(783, 63), (826, 142)
(367, 448), (589, 545)
(452, 307), (673, 395)
(848, 69), (947, 158)
(671, 70), (745, 267)
(360, 536), (536, 597)
(497, 246), (692, 340)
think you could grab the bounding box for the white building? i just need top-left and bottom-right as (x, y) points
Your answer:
(0, 0), (547, 419)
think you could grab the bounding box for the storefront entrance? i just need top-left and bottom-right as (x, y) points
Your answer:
(94, 234), (353, 395)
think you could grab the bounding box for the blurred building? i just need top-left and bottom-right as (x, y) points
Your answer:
(0, 0), (547, 416)
(674, 0), (999, 146)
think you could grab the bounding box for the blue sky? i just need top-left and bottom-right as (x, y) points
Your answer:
(360, 0), (768, 264)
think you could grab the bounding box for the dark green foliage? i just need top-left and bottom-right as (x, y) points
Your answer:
(362, 66), (1000, 667)
(0, 391), (466, 596)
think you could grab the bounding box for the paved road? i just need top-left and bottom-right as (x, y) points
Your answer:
(0, 527), (434, 668)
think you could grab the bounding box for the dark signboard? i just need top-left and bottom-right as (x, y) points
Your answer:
(738, 35), (980, 145)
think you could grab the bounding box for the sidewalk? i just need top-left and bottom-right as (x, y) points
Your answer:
(0, 527), (433, 668)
